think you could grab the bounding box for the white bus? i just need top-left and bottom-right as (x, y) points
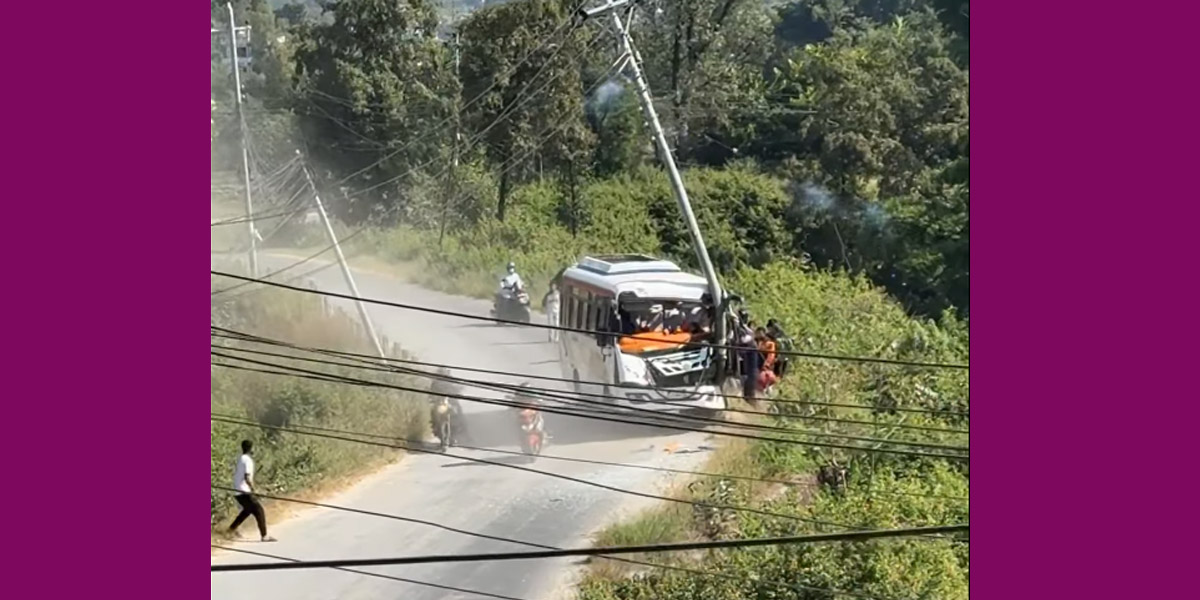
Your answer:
(555, 254), (732, 415)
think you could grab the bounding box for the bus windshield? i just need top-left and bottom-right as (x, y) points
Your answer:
(615, 299), (712, 353)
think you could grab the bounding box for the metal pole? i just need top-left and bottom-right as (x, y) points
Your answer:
(605, 8), (726, 352)
(227, 2), (258, 277)
(299, 155), (387, 358)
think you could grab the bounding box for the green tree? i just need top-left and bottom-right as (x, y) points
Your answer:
(630, 1), (777, 163)
(774, 9), (969, 315)
(293, 0), (459, 223)
(586, 79), (645, 176)
(458, 0), (596, 221)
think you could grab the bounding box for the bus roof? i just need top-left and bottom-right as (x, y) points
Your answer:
(561, 255), (711, 301)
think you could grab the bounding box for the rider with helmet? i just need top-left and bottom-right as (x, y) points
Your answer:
(511, 382), (547, 447)
(499, 261), (524, 296)
(428, 368), (468, 443)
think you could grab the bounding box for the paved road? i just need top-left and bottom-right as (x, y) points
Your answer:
(210, 253), (717, 600)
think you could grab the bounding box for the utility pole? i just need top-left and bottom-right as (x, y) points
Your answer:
(439, 30), (462, 249)
(580, 1), (727, 370)
(298, 153), (387, 359)
(225, 2), (258, 277)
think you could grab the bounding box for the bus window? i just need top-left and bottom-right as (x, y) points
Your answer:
(561, 285), (572, 327)
(572, 289), (587, 329)
(584, 292), (597, 331)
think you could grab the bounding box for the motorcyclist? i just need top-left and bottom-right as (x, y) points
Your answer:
(428, 368), (468, 443)
(511, 382), (546, 443)
(499, 262), (525, 297)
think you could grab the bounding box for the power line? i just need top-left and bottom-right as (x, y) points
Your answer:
(211, 342), (969, 451)
(214, 330), (968, 433)
(213, 409), (966, 502)
(208, 331), (968, 450)
(338, 31), (614, 202)
(209, 228), (370, 298)
(208, 270), (970, 370)
(211, 206), (304, 227)
(210, 524), (967, 572)
(211, 354), (967, 459)
(210, 486), (920, 600)
(211, 37), (631, 299)
(210, 410), (955, 537)
(326, 1), (594, 190)
(211, 37), (628, 298)
(211, 325), (968, 418)
(210, 544), (528, 600)
(209, 353), (968, 459)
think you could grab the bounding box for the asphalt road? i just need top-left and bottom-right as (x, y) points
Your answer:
(210, 253), (717, 600)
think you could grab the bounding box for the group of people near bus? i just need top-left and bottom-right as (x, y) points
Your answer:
(734, 309), (792, 402)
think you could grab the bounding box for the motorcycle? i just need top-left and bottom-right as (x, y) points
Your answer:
(491, 286), (532, 324)
(432, 398), (456, 451)
(517, 407), (546, 456)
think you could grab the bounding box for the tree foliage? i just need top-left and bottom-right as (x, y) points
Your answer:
(458, 0), (596, 220)
(214, 0), (970, 314)
(292, 0), (459, 223)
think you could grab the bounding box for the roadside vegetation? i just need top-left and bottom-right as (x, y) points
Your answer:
(209, 262), (428, 532)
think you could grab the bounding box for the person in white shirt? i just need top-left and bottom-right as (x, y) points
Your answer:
(499, 262), (524, 297)
(227, 440), (276, 542)
(542, 281), (561, 342)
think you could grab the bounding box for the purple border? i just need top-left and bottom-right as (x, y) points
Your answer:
(976, 2), (1199, 598)
(8, 2), (207, 596)
(31, 1), (1179, 597)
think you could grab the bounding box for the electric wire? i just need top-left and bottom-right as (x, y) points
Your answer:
(210, 52), (631, 297)
(211, 341), (969, 451)
(213, 412), (968, 503)
(208, 271), (970, 370)
(211, 524), (967, 572)
(210, 486), (924, 600)
(211, 325), (968, 418)
(327, 1), (595, 190)
(210, 544), (528, 600)
(209, 353), (968, 459)
(212, 330), (967, 434)
(339, 31), (613, 202)
(210, 409), (958, 538)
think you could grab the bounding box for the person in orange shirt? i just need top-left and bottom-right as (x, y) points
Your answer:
(756, 327), (776, 372)
(755, 327), (779, 393)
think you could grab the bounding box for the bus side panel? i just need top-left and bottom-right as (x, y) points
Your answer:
(560, 278), (616, 400)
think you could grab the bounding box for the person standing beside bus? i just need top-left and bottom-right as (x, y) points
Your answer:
(543, 281), (561, 342)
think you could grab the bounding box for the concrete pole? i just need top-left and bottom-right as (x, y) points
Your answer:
(299, 155), (387, 358)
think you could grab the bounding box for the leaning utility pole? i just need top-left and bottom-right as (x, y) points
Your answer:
(579, 1), (727, 362)
(298, 153), (387, 359)
(225, 2), (258, 277)
(439, 30), (462, 249)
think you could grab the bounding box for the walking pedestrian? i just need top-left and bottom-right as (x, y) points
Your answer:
(543, 281), (561, 342)
(228, 439), (276, 542)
